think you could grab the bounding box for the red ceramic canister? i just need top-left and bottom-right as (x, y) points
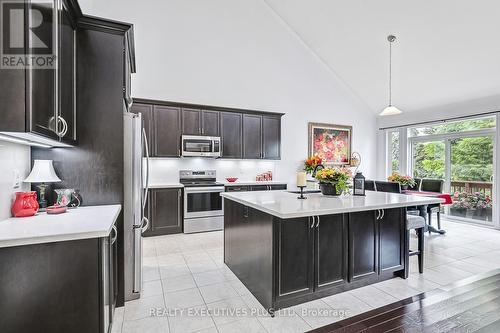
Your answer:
(11, 191), (39, 217)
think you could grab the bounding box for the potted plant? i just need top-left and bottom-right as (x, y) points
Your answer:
(450, 192), (470, 218)
(304, 155), (323, 175)
(387, 172), (416, 190)
(471, 192), (492, 221)
(314, 167), (351, 196)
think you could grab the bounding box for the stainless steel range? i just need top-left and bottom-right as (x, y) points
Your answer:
(180, 170), (224, 233)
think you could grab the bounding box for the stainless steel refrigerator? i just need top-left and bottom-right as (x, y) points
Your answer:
(124, 111), (150, 301)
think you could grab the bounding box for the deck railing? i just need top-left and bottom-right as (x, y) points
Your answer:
(450, 180), (493, 196)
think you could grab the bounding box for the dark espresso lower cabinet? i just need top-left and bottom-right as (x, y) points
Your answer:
(379, 208), (405, 273)
(276, 215), (347, 304)
(224, 199), (406, 313)
(143, 188), (183, 236)
(348, 210), (378, 282)
(277, 217), (314, 299)
(0, 233), (117, 333)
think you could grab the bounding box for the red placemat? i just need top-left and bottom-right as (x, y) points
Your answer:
(402, 190), (453, 205)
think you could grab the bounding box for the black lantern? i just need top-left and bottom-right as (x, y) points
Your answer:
(353, 172), (365, 196)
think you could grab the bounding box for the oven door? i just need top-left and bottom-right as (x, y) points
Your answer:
(182, 135), (221, 157)
(184, 186), (224, 219)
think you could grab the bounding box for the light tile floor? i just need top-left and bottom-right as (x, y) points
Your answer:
(113, 219), (500, 333)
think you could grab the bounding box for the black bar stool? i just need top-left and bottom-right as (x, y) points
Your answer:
(375, 181), (425, 276)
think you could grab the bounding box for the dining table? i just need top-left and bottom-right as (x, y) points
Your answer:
(402, 190), (453, 234)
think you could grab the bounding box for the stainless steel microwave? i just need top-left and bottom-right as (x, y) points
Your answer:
(181, 135), (221, 157)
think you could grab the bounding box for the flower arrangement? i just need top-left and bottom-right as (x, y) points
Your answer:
(387, 172), (416, 188)
(314, 167), (352, 194)
(452, 192), (492, 210)
(304, 155), (323, 174)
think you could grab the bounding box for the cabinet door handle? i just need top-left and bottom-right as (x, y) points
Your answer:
(376, 209), (380, 220)
(57, 116), (68, 138)
(243, 206), (249, 218)
(316, 216), (320, 228)
(381, 209), (385, 220)
(310, 216), (316, 228)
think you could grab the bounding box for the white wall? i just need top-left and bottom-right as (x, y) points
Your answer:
(79, 0), (378, 184)
(0, 142), (31, 220)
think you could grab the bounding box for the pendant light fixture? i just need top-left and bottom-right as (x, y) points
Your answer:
(380, 35), (402, 116)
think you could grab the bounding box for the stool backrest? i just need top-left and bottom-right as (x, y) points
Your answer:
(365, 180), (376, 191)
(375, 181), (401, 193)
(408, 178), (421, 191)
(421, 179), (444, 193)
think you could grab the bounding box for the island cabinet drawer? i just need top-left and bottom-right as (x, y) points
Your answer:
(225, 186), (249, 192)
(275, 214), (348, 303)
(347, 208), (405, 282)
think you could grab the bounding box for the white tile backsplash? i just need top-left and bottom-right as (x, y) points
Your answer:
(147, 158), (278, 184)
(0, 141), (31, 220)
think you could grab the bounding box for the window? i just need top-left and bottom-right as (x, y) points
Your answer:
(388, 130), (400, 174)
(408, 117), (495, 137)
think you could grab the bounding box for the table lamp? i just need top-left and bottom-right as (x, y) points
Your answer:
(24, 160), (61, 211)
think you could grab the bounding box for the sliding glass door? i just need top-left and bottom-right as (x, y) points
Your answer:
(408, 117), (496, 225)
(449, 136), (494, 222)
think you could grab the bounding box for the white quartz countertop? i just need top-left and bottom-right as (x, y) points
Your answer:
(220, 191), (443, 219)
(223, 180), (287, 186)
(0, 205), (122, 248)
(147, 183), (184, 189)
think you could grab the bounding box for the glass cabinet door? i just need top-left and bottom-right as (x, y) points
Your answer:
(28, 0), (57, 138)
(58, 1), (76, 141)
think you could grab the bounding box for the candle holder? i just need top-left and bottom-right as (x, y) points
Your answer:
(297, 186), (307, 199)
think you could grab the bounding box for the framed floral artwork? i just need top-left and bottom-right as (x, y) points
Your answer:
(308, 122), (352, 165)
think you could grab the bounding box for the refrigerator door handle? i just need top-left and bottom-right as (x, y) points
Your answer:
(142, 127), (150, 211)
(140, 216), (150, 234)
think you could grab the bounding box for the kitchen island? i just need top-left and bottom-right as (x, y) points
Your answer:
(221, 191), (443, 315)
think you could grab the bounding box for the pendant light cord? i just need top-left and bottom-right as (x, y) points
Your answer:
(389, 39), (392, 106)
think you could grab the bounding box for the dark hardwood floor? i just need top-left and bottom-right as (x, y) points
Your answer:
(309, 269), (500, 333)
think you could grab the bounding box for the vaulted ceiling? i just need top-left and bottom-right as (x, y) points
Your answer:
(265, 0), (500, 114)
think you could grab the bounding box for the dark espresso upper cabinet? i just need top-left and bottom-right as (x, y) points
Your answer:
(242, 114), (263, 159)
(182, 108), (202, 135)
(220, 112), (243, 159)
(181, 109), (220, 137)
(132, 98), (283, 159)
(58, 1), (77, 142)
(201, 110), (219, 136)
(0, 0), (77, 145)
(154, 105), (181, 157)
(262, 116), (281, 159)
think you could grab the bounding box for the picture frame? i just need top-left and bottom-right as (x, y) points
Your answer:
(308, 122), (352, 165)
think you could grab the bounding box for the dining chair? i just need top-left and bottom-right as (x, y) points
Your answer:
(421, 179), (444, 230)
(376, 180), (425, 276)
(365, 179), (376, 191)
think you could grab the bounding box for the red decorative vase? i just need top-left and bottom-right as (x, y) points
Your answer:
(11, 191), (39, 217)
